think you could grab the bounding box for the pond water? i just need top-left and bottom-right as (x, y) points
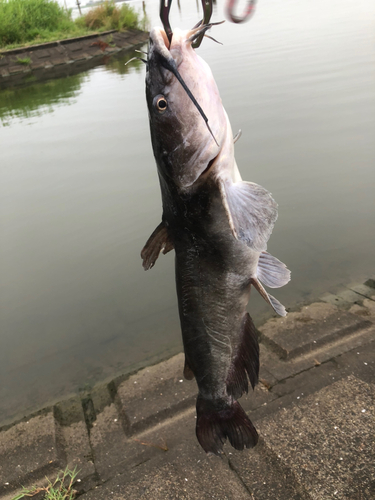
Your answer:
(1, 0), (374, 425)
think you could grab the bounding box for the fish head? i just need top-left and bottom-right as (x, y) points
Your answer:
(146, 27), (227, 190)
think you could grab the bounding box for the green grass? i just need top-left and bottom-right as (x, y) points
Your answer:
(16, 56), (31, 64)
(75, 1), (141, 32)
(0, 0), (146, 50)
(11, 467), (79, 500)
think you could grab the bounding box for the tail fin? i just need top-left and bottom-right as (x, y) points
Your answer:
(196, 396), (258, 455)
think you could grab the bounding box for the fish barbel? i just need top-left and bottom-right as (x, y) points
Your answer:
(141, 25), (290, 454)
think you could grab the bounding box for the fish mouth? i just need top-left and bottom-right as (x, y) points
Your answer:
(149, 27), (171, 56)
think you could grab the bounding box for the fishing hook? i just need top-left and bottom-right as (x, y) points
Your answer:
(225, 0), (256, 23)
(192, 0), (213, 48)
(160, 0), (214, 49)
(160, 0), (173, 44)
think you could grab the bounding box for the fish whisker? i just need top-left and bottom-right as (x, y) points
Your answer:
(204, 34), (223, 45)
(125, 57), (147, 66)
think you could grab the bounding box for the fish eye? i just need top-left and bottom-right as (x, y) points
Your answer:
(154, 95), (168, 114)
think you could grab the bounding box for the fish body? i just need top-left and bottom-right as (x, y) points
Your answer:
(142, 26), (290, 454)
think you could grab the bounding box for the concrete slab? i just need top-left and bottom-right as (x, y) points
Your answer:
(259, 321), (375, 383)
(54, 396), (96, 489)
(116, 353), (197, 434)
(365, 278), (375, 289)
(35, 49), (51, 59)
(260, 303), (370, 360)
(228, 438), (312, 500)
(65, 42), (82, 53)
(0, 410), (60, 497)
(83, 384), (130, 482)
(80, 408), (251, 500)
(363, 297), (375, 315)
(320, 293), (352, 308)
(257, 376), (375, 500)
(347, 284), (375, 300)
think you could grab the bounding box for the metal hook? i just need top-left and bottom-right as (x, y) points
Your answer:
(192, 0), (213, 48)
(160, 0), (173, 44)
(226, 0), (256, 24)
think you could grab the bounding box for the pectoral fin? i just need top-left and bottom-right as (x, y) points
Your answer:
(218, 179), (278, 252)
(141, 221), (174, 270)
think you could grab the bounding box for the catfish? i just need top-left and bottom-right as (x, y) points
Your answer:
(141, 25), (290, 455)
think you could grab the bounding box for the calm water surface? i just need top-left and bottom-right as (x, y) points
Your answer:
(1, 0), (374, 425)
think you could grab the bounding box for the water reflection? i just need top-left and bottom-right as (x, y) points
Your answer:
(0, 48), (145, 126)
(0, 74), (85, 125)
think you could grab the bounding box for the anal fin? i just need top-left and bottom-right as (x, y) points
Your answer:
(141, 221), (174, 270)
(226, 313), (259, 399)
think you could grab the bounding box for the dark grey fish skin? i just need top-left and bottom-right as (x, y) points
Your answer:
(142, 27), (290, 454)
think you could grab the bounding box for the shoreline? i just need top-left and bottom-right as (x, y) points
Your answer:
(0, 29), (148, 90)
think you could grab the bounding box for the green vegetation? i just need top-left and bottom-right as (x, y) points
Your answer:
(0, 71), (85, 125)
(16, 56), (31, 64)
(11, 467), (79, 500)
(0, 0), (145, 50)
(75, 1), (141, 32)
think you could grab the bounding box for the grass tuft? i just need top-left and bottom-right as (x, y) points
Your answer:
(75, 1), (140, 32)
(11, 467), (79, 500)
(16, 56), (31, 64)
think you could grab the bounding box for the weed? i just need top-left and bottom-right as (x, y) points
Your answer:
(0, 0), (75, 47)
(10, 467), (79, 500)
(16, 56), (31, 65)
(77, 1), (140, 32)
